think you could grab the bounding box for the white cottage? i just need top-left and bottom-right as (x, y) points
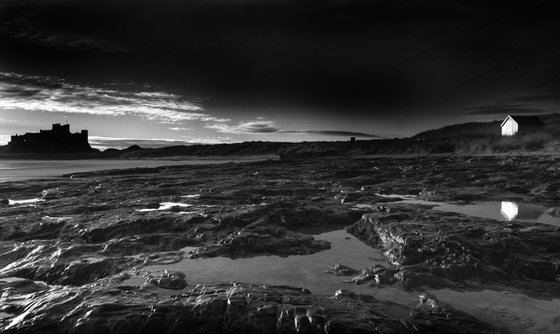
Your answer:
(500, 115), (544, 136)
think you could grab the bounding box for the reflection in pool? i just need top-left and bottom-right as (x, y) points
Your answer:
(388, 198), (560, 226)
(500, 201), (519, 221)
(434, 201), (560, 226)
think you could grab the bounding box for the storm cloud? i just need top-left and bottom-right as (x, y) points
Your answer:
(1, 0), (559, 138)
(2, 1), (559, 116)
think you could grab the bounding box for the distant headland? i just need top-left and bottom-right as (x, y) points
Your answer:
(6, 123), (95, 153)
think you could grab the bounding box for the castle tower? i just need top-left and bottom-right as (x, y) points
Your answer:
(6, 124), (93, 152)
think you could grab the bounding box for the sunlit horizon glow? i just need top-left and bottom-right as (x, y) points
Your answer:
(0, 135), (10, 146)
(0, 72), (389, 145)
(1, 0), (559, 145)
(88, 136), (235, 150)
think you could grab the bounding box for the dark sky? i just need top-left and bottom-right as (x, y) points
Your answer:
(1, 0), (559, 146)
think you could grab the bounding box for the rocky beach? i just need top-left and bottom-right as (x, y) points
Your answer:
(1, 155), (559, 333)
(3, 0), (560, 332)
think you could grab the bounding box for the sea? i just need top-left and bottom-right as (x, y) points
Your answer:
(0, 159), (230, 182)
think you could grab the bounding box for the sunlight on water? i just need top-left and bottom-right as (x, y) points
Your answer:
(0, 159), (234, 182)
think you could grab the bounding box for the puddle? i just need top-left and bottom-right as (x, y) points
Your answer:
(365, 194), (560, 226)
(8, 198), (45, 206)
(397, 199), (560, 226)
(118, 228), (560, 332)
(123, 229), (416, 305)
(68, 257), (105, 266)
(374, 193), (416, 199)
(177, 211), (207, 216)
(136, 202), (192, 212)
(0, 277), (30, 283)
(42, 216), (72, 223)
(430, 289), (560, 334)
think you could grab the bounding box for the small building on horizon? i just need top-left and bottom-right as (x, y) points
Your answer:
(500, 115), (545, 136)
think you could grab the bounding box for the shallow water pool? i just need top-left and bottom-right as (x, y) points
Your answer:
(124, 229), (416, 305)
(399, 199), (560, 226)
(121, 218), (560, 333)
(429, 289), (560, 334)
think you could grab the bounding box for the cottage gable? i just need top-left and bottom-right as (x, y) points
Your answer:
(501, 115), (544, 136)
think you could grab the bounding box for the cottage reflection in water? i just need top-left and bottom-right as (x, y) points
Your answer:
(398, 198), (560, 226)
(500, 201), (518, 221)
(499, 201), (552, 223)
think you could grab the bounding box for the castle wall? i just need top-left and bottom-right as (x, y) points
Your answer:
(7, 124), (92, 152)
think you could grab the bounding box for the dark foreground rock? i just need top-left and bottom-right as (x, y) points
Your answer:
(189, 219), (331, 258)
(0, 240), (142, 285)
(348, 208), (560, 296)
(146, 270), (188, 290)
(344, 265), (399, 286)
(0, 280), (498, 334)
(2, 155), (560, 332)
(325, 264), (360, 276)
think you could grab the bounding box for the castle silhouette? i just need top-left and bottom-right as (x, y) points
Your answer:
(8, 123), (94, 152)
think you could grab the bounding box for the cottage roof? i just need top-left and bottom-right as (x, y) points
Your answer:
(501, 115), (545, 127)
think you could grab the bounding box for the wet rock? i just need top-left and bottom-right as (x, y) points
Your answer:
(79, 214), (208, 243)
(248, 202), (356, 231)
(374, 267), (399, 285)
(418, 188), (437, 199)
(100, 233), (198, 255)
(345, 267), (379, 284)
(0, 279), (48, 294)
(146, 270), (187, 290)
(189, 219), (331, 258)
(2, 154), (560, 330)
(410, 293), (500, 334)
(0, 241), (142, 285)
(194, 222), (218, 233)
(0, 218), (69, 241)
(0, 282), (499, 334)
(498, 157), (516, 166)
(373, 204), (391, 213)
(344, 265), (398, 286)
(41, 187), (59, 198)
(547, 207), (560, 217)
(325, 264), (359, 276)
(348, 210), (560, 296)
